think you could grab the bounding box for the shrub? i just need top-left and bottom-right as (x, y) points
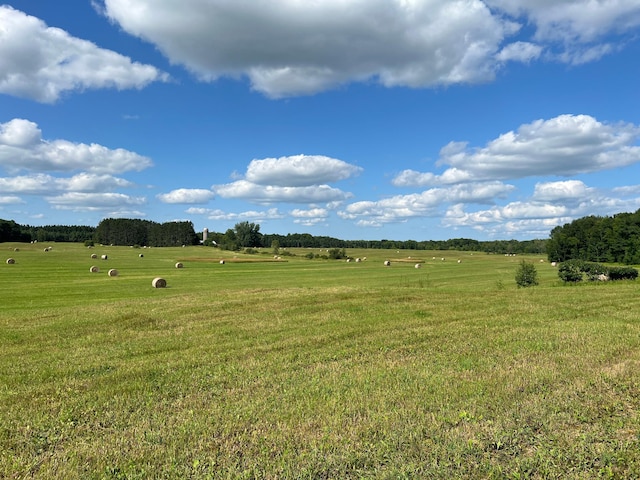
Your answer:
(328, 248), (347, 260)
(608, 266), (639, 281)
(558, 259), (638, 282)
(558, 260), (584, 283)
(581, 261), (608, 281)
(515, 260), (538, 288)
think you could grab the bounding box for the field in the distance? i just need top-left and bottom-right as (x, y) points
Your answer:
(1, 243), (639, 478)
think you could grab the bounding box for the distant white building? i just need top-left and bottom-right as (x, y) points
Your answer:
(203, 228), (208, 242)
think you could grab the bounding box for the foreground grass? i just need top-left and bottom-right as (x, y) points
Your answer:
(1, 244), (639, 478)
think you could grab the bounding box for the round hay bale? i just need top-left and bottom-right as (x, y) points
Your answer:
(175, 262), (184, 269)
(152, 277), (167, 288)
(89, 265), (99, 273)
(415, 263), (422, 269)
(108, 269), (119, 277)
(384, 260), (391, 266)
(13, 248), (19, 252)
(44, 247), (50, 252)
(219, 259), (225, 264)
(91, 253), (98, 259)
(101, 254), (108, 260)
(139, 254), (144, 258)
(6, 258), (15, 264)
(355, 258), (361, 262)
(346, 258), (351, 262)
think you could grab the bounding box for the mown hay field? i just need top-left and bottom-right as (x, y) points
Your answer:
(1, 242), (639, 478)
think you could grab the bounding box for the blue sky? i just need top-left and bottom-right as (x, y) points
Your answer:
(1, 1), (640, 241)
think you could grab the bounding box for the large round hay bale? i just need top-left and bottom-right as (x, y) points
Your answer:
(6, 258), (15, 264)
(175, 262), (184, 269)
(219, 259), (225, 264)
(139, 254), (144, 258)
(13, 248), (19, 252)
(101, 254), (108, 260)
(108, 269), (118, 277)
(152, 277), (167, 288)
(89, 265), (99, 273)
(91, 253), (98, 259)
(384, 260), (391, 266)
(415, 263), (422, 269)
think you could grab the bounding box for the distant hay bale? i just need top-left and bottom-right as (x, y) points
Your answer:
(152, 277), (167, 288)
(6, 258), (15, 264)
(139, 254), (144, 258)
(13, 248), (19, 252)
(551, 261), (557, 267)
(384, 260), (391, 266)
(44, 247), (50, 252)
(355, 258), (362, 262)
(175, 262), (184, 268)
(101, 254), (108, 260)
(108, 269), (119, 277)
(219, 260), (225, 264)
(89, 265), (99, 273)
(91, 254), (98, 259)
(457, 259), (461, 263)
(415, 263), (422, 269)
(346, 258), (352, 262)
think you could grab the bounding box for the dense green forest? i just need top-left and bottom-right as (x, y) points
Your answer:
(0, 218), (198, 247)
(94, 219), (199, 247)
(546, 209), (640, 264)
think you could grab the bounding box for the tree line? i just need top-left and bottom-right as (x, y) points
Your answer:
(6, 209), (640, 263)
(2, 217), (548, 253)
(546, 209), (640, 264)
(204, 221), (548, 254)
(0, 218), (198, 247)
(0, 219), (95, 243)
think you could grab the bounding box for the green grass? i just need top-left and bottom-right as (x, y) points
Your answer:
(1, 243), (639, 478)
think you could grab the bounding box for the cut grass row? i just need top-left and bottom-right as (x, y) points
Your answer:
(1, 243), (639, 478)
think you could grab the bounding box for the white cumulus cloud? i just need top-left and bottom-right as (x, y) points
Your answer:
(392, 114), (640, 186)
(0, 5), (168, 103)
(100, 0), (517, 97)
(46, 192), (146, 212)
(0, 118), (153, 174)
(339, 182), (514, 225)
(157, 188), (214, 204)
(246, 155), (362, 187)
(214, 154), (360, 204)
(98, 0), (640, 97)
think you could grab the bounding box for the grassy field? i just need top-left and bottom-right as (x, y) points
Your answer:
(1, 242), (639, 478)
